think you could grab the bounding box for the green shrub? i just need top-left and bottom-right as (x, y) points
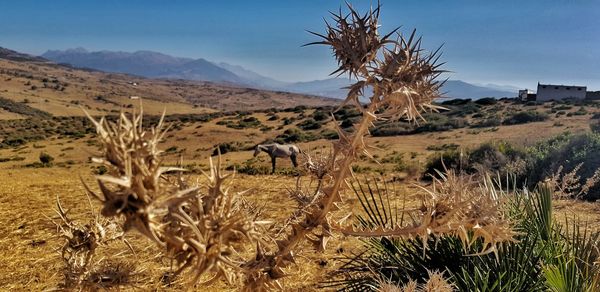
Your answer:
(422, 150), (464, 179)
(425, 143), (459, 151)
(371, 122), (415, 136)
(414, 114), (467, 133)
(470, 116), (501, 128)
(312, 110), (329, 121)
(527, 132), (600, 200)
(297, 118), (321, 130)
(502, 111), (548, 125)
(0, 96), (52, 118)
(320, 128), (339, 140)
(441, 98), (472, 106)
(474, 97), (497, 105)
(275, 127), (319, 143)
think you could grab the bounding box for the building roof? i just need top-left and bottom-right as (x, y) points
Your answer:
(538, 82), (586, 88)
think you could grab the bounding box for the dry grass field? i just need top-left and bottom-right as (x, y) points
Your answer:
(1, 98), (600, 290)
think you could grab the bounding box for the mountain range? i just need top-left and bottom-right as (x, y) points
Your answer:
(42, 48), (516, 99)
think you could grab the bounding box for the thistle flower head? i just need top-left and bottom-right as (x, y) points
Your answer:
(306, 2), (396, 78)
(373, 32), (446, 121)
(85, 109), (262, 287)
(306, 2), (445, 123)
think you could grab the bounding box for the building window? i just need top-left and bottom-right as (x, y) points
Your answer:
(542, 86), (547, 89)
(578, 88), (582, 91)
(555, 87), (559, 89)
(566, 87), (570, 90)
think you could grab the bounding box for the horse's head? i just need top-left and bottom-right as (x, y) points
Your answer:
(253, 145), (261, 157)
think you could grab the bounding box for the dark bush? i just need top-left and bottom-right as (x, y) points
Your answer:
(502, 111), (548, 125)
(275, 127), (319, 143)
(470, 116), (501, 128)
(320, 129), (339, 140)
(441, 98), (472, 106)
(0, 96), (52, 118)
(312, 110), (329, 121)
(422, 150), (464, 179)
(474, 97), (497, 105)
(297, 118), (322, 130)
(371, 122), (414, 136)
(414, 114), (467, 133)
(212, 142), (238, 156)
(39, 152), (54, 165)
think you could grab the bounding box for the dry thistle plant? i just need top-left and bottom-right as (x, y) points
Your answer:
(71, 3), (518, 290)
(83, 110), (263, 287)
(547, 163), (600, 199)
(377, 270), (455, 292)
(242, 2), (447, 289)
(50, 196), (130, 289)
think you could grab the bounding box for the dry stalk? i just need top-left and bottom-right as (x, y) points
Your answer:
(338, 172), (518, 257)
(547, 163), (600, 199)
(377, 270), (455, 292)
(51, 196), (129, 289)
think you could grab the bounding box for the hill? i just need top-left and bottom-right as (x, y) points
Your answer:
(0, 47), (336, 118)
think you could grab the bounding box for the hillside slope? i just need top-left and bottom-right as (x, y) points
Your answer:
(0, 47), (337, 118)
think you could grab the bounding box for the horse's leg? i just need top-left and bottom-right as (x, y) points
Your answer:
(290, 154), (298, 168)
(271, 156), (276, 174)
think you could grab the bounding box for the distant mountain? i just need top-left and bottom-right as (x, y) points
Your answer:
(216, 62), (289, 89)
(473, 82), (521, 93)
(284, 78), (355, 98)
(285, 78), (515, 100)
(0, 47), (48, 63)
(42, 48), (245, 84)
(442, 80), (514, 99)
(42, 48), (516, 99)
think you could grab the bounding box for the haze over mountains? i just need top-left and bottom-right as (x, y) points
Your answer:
(42, 48), (516, 99)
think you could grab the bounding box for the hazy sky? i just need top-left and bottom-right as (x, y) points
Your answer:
(1, 0), (599, 89)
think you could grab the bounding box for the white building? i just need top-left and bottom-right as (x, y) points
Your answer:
(536, 83), (586, 101)
(518, 89), (536, 101)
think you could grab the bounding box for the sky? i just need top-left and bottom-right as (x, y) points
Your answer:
(1, 0), (599, 89)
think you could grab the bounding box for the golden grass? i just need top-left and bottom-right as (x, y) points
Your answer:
(1, 165), (598, 290)
(0, 166), (370, 290)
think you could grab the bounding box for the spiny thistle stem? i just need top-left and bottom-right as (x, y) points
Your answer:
(274, 101), (378, 267)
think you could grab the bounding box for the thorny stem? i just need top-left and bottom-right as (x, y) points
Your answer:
(270, 99), (379, 273)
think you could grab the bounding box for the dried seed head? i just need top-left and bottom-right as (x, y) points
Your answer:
(372, 32), (445, 121)
(85, 109), (262, 287)
(306, 2), (396, 78)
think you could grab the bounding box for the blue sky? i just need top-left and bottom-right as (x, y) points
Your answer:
(1, 0), (599, 89)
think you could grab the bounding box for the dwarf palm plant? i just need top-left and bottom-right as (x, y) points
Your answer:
(329, 175), (599, 291)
